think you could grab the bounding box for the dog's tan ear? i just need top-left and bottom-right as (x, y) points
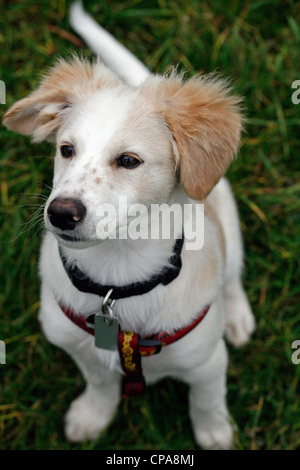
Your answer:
(143, 74), (243, 200)
(2, 57), (120, 142)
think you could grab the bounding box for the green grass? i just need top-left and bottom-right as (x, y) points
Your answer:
(1, 0), (300, 450)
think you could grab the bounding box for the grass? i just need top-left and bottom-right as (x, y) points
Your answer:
(0, 0), (300, 451)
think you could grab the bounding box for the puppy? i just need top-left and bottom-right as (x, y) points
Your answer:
(3, 2), (255, 449)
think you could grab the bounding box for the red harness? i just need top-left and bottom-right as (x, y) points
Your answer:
(59, 302), (210, 397)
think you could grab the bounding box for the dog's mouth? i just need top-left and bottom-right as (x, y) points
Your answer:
(55, 232), (102, 249)
(58, 233), (84, 242)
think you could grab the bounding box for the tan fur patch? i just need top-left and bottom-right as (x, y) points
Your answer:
(2, 57), (121, 142)
(141, 74), (243, 201)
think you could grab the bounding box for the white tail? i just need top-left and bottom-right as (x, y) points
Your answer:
(69, 1), (150, 87)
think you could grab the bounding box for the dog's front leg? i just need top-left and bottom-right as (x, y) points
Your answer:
(39, 284), (121, 442)
(188, 339), (233, 450)
(64, 370), (121, 442)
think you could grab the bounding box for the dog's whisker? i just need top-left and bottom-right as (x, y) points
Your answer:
(16, 204), (45, 209)
(24, 203), (45, 219)
(31, 221), (46, 239)
(41, 182), (53, 191)
(18, 207), (45, 237)
(4, 218), (41, 244)
(3, 204), (44, 243)
(21, 191), (49, 197)
(27, 214), (44, 230)
(19, 198), (48, 204)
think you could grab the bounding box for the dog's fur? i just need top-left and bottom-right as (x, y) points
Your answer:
(3, 2), (255, 449)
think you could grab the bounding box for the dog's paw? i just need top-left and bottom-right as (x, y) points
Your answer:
(224, 282), (255, 347)
(225, 303), (255, 347)
(64, 391), (115, 442)
(192, 410), (234, 450)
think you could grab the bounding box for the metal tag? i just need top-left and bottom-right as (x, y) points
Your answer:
(94, 313), (119, 351)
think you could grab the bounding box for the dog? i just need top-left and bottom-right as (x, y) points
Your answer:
(3, 2), (255, 449)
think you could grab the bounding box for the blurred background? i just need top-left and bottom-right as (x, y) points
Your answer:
(0, 0), (299, 450)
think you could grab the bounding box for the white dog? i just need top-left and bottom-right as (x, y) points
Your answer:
(3, 2), (255, 449)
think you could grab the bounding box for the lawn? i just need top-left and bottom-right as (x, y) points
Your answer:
(0, 0), (299, 450)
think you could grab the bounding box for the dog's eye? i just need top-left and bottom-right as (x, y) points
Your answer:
(117, 154), (142, 169)
(60, 145), (74, 159)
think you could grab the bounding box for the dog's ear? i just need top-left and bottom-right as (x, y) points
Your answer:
(2, 57), (120, 142)
(143, 74), (243, 200)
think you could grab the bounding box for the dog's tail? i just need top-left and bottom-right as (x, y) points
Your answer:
(69, 1), (150, 86)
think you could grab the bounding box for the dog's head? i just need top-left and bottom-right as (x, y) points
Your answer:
(3, 57), (242, 247)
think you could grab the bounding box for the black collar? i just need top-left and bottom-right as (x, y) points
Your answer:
(59, 235), (184, 300)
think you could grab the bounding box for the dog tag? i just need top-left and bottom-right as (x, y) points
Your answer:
(94, 313), (119, 351)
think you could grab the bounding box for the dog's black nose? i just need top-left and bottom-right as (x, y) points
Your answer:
(47, 197), (86, 231)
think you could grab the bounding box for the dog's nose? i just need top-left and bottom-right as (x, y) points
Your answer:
(47, 197), (86, 231)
